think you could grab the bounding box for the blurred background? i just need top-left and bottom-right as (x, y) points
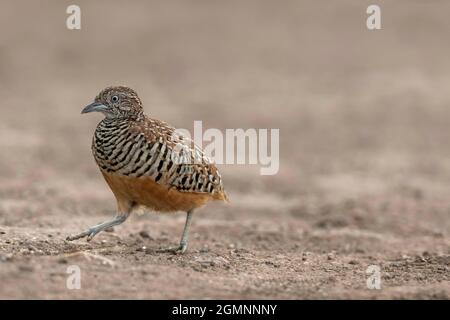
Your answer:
(0, 1), (448, 299)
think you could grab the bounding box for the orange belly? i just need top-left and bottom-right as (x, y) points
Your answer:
(101, 170), (213, 213)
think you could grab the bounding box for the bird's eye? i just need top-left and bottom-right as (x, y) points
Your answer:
(111, 96), (119, 102)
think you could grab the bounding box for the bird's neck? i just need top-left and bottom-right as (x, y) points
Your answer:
(103, 113), (145, 123)
(100, 117), (130, 128)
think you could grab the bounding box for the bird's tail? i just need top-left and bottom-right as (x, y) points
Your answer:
(214, 190), (230, 203)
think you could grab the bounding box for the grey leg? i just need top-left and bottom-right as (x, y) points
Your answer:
(179, 210), (194, 252)
(158, 210), (194, 254)
(66, 213), (129, 242)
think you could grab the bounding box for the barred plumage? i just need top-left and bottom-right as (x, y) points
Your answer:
(92, 116), (227, 199)
(67, 86), (228, 253)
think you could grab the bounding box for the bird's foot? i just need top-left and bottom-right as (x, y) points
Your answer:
(66, 227), (102, 242)
(66, 215), (128, 242)
(156, 241), (188, 254)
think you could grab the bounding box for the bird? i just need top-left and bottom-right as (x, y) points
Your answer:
(66, 86), (228, 253)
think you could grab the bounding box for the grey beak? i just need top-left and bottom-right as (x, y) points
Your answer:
(81, 101), (108, 114)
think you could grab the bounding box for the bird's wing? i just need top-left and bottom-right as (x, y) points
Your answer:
(129, 117), (227, 199)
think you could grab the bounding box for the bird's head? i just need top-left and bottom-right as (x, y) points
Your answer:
(82, 86), (143, 119)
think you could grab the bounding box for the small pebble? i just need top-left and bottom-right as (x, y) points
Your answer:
(139, 231), (152, 239)
(18, 265), (34, 272)
(0, 253), (13, 262)
(199, 245), (209, 253)
(416, 256), (426, 262)
(57, 257), (68, 264)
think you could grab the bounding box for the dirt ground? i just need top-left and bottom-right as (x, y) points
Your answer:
(0, 1), (449, 299)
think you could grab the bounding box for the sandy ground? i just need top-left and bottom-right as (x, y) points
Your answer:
(0, 1), (449, 299)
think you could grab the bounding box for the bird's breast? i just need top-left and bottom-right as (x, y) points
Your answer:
(91, 120), (170, 181)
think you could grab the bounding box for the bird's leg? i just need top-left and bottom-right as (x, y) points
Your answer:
(66, 213), (130, 242)
(157, 210), (194, 254)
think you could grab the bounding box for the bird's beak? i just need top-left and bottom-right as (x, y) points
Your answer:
(81, 101), (108, 114)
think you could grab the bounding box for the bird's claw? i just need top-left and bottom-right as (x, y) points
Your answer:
(156, 243), (188, 254)
(66, 228), (100, 242)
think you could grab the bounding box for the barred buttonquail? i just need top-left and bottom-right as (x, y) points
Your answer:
(66, 86), (228, 253)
